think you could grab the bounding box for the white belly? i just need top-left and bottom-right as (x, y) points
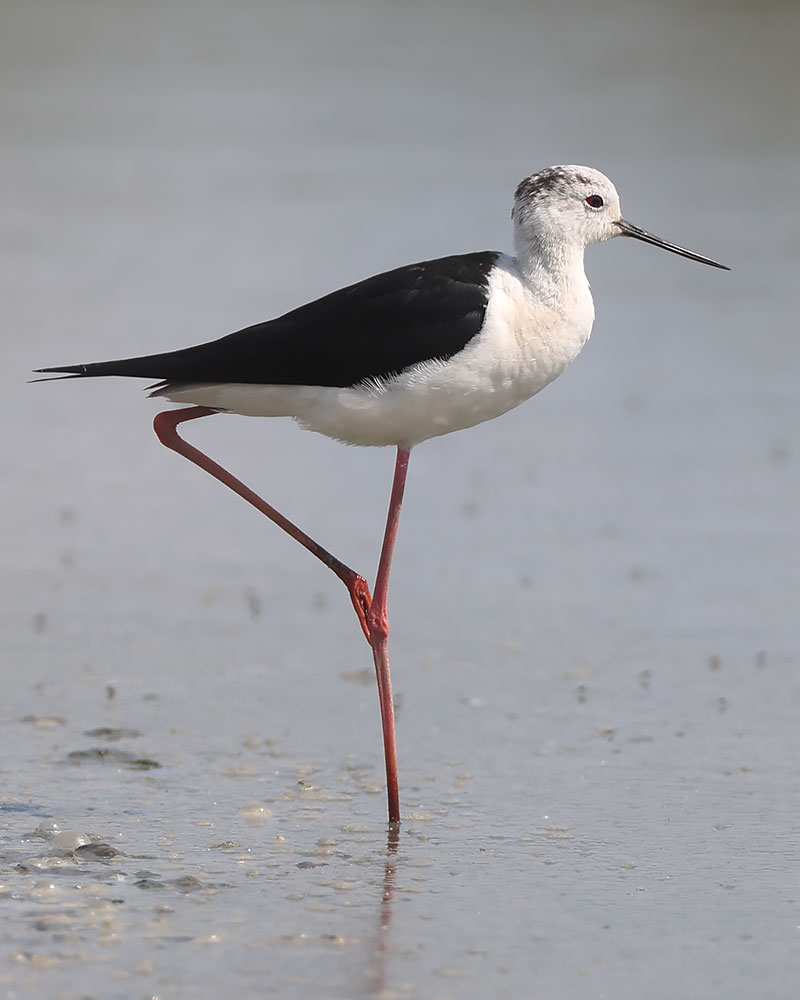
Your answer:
(158, 258), (594, 448)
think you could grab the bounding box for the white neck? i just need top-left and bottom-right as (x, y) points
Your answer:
(512, 227), (588, 306)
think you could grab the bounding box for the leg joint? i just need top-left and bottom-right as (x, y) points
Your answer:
(367, 607), (390, 642)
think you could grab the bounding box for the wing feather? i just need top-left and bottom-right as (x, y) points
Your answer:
(35, 252), (499, 389)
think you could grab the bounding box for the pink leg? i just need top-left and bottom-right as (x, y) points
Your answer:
(154, 406), (409, 824)
(153, 406), (373, 641)
(367, 446), (412, 825)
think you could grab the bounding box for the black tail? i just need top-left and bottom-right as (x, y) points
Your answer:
(33, 325), (275, 384)
(33, 352), (187, 382)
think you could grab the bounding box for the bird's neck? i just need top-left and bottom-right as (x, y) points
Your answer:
(513, 231), (589, 306)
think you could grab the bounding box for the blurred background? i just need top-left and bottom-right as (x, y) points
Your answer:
(2, 1), (799, 998)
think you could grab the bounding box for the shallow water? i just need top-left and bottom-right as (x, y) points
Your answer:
(2, 1), (799, 997)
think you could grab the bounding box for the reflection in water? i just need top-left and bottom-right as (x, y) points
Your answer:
(364, 825), (400, 995)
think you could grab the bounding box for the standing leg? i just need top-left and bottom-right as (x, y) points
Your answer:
(153, 406), (373, 640)
(155, 405), (409, 824)
(367, 446), (412, 825)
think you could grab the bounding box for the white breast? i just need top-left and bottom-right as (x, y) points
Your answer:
(160, 255), (595, 448)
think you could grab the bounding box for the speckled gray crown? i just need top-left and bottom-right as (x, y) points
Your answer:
(514, 166), (594, 204)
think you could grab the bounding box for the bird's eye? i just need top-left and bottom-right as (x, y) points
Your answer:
(586, 195), (604, 209)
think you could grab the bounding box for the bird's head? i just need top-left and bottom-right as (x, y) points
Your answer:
(512, 164), (728, 269)
(513, 165), (622, 251)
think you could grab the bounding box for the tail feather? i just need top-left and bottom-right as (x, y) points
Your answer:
(33, 354), (180, 381)
(29, 371), (89, 383)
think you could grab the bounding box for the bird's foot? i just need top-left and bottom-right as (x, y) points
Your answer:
(346, 575), (373, 644)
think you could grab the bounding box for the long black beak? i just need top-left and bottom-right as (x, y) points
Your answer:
(615, 219), (729, 270)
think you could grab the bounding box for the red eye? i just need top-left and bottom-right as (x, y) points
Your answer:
(586, 195), (604, 209)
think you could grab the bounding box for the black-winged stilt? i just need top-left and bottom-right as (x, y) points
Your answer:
(36, 165), (728, 824)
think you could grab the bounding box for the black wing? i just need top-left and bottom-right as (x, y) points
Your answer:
(36, 252), (500, 389)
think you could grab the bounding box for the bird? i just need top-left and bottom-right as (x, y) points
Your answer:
(35, 165), (728, 825)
